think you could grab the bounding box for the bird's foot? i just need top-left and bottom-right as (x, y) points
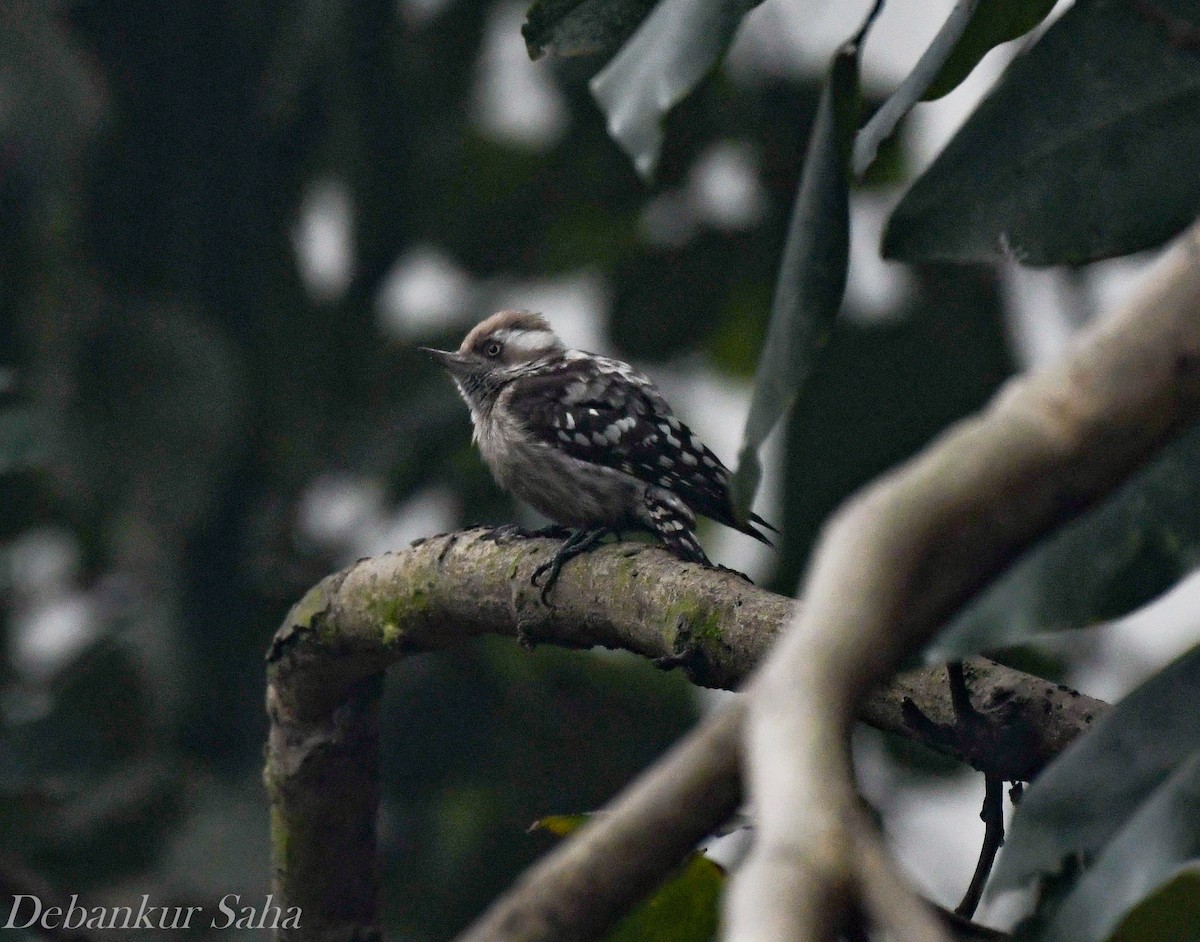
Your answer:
(712, 562), (755, 585)
(529, 524), (573, 540)
(482, 523), (572, 545)
(531, 527), (610, 605)
(481, 523), (526, 544)
(652, 645), (708, 675)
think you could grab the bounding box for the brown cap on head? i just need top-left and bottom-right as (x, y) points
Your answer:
(459, 310), (552, 354)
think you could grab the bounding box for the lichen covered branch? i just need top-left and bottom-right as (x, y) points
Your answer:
(266, 528), (1107, 942)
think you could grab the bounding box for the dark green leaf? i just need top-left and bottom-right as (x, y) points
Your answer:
(522, 0), (659, 60)
(533, 811), (723, 942)
(589, 0), (763, 180)
(991, 645), (1200, 894)
(884, 0), (1200, 265)
(773, 268), (1011, 590)
(731, 22), (870, 517)
(1031, 751), (1200, 942)
(923, 0), (1057, 101)
(1105, 866), (1200, 942)
(932, 422), (1200, 658)
(608, 853), (722, 942)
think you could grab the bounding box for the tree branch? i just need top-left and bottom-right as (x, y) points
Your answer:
(726, 223), (1200, 942)
(955, 775), (1005, 920)
(267, 527), (1107, 941)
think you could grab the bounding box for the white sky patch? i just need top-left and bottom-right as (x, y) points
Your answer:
(297, 476), (460, 562)
(1085, 249), (1163, 318)
(853, 728), (1026, 929)
(365, 487), (461, 557)
(730, 0), (960, 90)
(1001, 266), (1080, 370)
(688, 140), (768, 232)
(640, 141), (765, 249)
(1057, 570), (1200, 706)
(843, 190), (914, 324)
(5, 527), (100, 682)
(297, 474), (385, 553)
(377, 243), (475, 340)
(293, 177), (354, 303)
(473, 0), (568, 150)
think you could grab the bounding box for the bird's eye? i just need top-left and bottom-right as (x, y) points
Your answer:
(485, 341), (503, 358)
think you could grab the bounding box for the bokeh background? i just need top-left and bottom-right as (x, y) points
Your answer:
(4, 1), (1198, 938)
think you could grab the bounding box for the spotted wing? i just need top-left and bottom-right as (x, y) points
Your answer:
(508, 354), (771, 541)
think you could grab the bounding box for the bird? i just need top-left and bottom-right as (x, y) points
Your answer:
(422, 310), (775, 602)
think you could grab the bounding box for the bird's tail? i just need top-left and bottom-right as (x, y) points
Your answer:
(738, 511), (778, 547)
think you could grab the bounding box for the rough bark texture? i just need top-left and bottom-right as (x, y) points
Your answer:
(266, 528), (1108, 942)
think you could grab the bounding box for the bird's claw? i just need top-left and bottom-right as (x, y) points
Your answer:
(482, 523), (530, 545)
(530, 559), (561, 607)
(528, 527), (610, 606)
(712, 563), (754, 585)
(484, 523), (573, 546)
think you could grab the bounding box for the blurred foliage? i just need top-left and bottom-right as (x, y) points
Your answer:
(993, 644), (1200, 942)
(0, 1), (857, 937)
(772, 264), (1011, 589)
(1105, 866), (1200, 942)
(731, 15), (870, 520)
(523, 0), (659, 59)
(936, 423), (1200, 658)
(994, 646), (1200, 897)
(589, 0), (763, 179)
(922, 0), (1058, 101)
(885, 0), (1200, 265)
(3, 0), (1197, 938)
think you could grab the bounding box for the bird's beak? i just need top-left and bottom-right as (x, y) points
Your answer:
(420, 347), (473, 377)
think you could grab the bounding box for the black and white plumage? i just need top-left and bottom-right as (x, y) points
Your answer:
(423, 310), (775, 600)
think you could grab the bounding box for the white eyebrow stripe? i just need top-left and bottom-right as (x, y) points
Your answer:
(503, 328), (558, 358)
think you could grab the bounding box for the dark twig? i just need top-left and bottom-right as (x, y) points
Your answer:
(947, 660), (974, 720)
(956, 775), (1006, 920)
(937, 903), (1009, 940)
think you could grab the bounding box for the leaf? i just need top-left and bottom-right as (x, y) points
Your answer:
(852, 0), (1060, 176)
(923, 0), (1058, 101)
(589, 0), (763, 181)
(608, 853), (722, 942)
(883, 0), (1200, 266)
(730, 9), (877, 518)
(932, 422), (1200, 659)
(1105, 866), (1200, 942)
(852, 0), (982, 177)
(522, 0), (659, 60)
(1030, 751), (1200, 942)
(531, 813), (589, 837)
(532, 812), (724, 942)
(990, 644), (1200, 894)
(774, 269), (1012, 582)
